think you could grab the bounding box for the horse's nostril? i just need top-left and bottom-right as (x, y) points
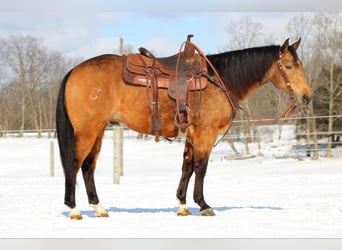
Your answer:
(302, 94), (311, 105)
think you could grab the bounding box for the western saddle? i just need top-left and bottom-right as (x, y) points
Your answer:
(122, 35), (210, 141)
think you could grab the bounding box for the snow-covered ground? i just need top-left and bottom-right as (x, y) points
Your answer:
(0, 129), (342, 238)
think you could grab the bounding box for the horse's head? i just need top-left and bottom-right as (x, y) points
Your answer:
(269, 38), (311, 106)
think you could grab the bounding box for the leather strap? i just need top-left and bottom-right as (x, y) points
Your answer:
(138, 55), (161, 141)
(276, 59), (295, 100)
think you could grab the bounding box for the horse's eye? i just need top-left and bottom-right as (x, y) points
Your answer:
(285, 65), (292, 70)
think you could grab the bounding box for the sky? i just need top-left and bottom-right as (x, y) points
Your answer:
(0, 0), (341, 59)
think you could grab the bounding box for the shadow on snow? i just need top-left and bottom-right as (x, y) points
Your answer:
(61, 205), (283, 218)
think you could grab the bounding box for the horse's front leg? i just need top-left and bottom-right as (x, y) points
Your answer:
(191, 130), (217, 216)
(176, 139), (194, 216)
(176, 134), (215, 216)
(193, 156), (215, 216)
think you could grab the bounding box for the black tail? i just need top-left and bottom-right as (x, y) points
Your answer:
(56, 70), (75, 179)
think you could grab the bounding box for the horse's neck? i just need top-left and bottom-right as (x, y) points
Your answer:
(234, 80), (268, 103)
(228, 67), (272, 103)
(208, 46), (278, 103)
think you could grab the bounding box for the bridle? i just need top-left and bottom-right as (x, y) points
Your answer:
(276, 54), (296, 102)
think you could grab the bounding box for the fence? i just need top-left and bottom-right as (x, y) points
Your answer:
(1, 115), (341, 182)
(225, 114), (342, 159)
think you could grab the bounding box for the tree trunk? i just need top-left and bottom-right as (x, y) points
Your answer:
(254, 125), (263, 156)
(241, 108), (250, 155)
(325, 59), (335, 158)
(227, 136), (240, 155)
(19, 94), (26, 137)
(37, 94), (43, 138)
(305, 113), (311, 157)
(28, 89), (40, 138)
(311, 114), (319, 160)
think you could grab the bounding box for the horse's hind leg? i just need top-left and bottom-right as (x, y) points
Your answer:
(81, 126), (109, 218)
(64, 168), (81, 219)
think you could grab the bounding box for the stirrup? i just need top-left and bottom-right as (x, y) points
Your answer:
(175, 105), (191, 133)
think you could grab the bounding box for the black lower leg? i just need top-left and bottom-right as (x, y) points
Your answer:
(176, 142), (194, 204)
(64, 170), (77, 208)
(193, 159), (211, 211)
(176, 164), (194, 204)
(82, 157), (99, 205)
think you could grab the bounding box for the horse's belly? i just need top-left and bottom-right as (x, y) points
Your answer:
(111, 109), (179, 138)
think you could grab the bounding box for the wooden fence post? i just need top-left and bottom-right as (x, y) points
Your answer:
(113, 124), (123, 184)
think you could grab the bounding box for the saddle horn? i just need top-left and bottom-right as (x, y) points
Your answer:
(184, 34), (195, 59)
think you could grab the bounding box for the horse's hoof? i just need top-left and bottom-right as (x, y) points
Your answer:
(95, 211), (109, 218)
(177, 208), (192, 216)
(70, 213), (83, 220)
(69, 207), (83, 220)
(200, 208), (216, 216)
(91, 203), (109, 218)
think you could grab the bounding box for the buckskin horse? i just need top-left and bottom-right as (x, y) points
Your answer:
(56, 38), (311, 219)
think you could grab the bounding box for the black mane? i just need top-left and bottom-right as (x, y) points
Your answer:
(207, 45), (280, 99)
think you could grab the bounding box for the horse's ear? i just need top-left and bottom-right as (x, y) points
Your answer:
(291, 37), (301, 50)
(281, 38), (290, 53)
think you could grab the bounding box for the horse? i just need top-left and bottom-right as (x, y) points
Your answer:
(56, 38), (311, 219)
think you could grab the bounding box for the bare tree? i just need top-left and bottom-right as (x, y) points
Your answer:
(314, 13), (342, 157)
(287, 13), (320, 159)
(226, 16), (264, 50)
(0, 35), (47, 135)
(0, 81), (21, 133)
(0, 35), (73, 136)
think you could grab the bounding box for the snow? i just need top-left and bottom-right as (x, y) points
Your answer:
(0, 130), (342, 238)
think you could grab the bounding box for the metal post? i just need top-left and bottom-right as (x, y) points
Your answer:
(113, 124), (123, 184)
(50, 140), (54, 177)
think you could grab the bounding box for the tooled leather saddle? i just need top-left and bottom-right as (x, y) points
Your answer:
(122, 35), (208, 141)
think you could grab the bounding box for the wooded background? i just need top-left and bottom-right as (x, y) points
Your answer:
(0, 13), (341, 159)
